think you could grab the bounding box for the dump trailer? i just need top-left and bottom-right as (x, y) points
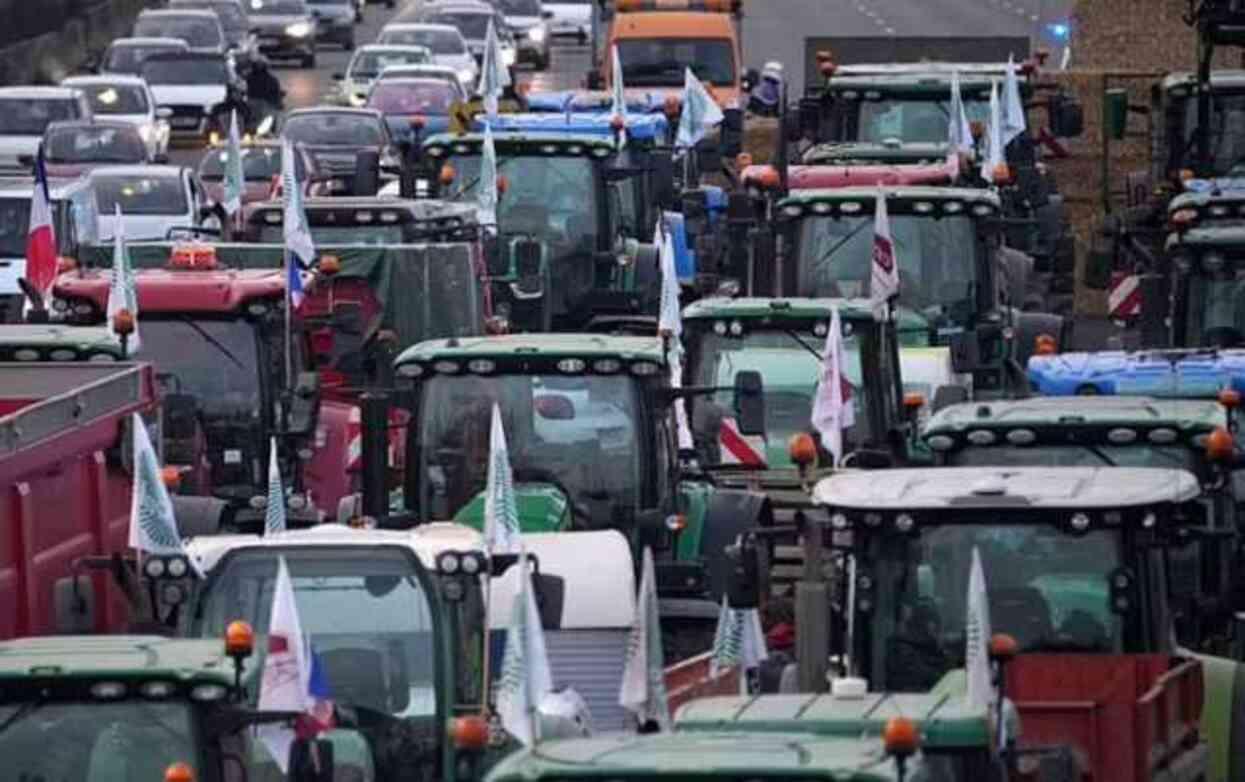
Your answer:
(0, 362), (158, 638)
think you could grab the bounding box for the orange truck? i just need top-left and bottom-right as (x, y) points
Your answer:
(595, 0), (748, 109)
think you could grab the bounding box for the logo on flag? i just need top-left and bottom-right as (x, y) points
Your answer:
(810, 307), (856, 467)
(477, 122), (498, 228)
(484, 403), (522, 553)
(496, 555), (553, 746)
(871, 194), (900, 312)
(106, 205), (140, 354)
(675, 67), (724, 150)
(265, 438), (287, 534)
(127, 413), (185, 556)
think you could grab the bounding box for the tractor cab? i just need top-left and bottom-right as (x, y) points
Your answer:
(1162, 187), (1245, 348)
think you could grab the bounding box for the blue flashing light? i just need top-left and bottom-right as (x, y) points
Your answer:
(1028, 349), (1245, 398)
(1047, 22), (1070, 39)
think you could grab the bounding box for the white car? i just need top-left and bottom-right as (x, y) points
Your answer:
(544, 0), (590, 41)
(493, 0), (551, 70)
(89, 165), (216, 241)
(375, 23), (478, 91)
(0, 176), (98, 317)
(0, 87), (93, 168)
(332, 44), (435, 107)
(418, 3), (517, 68)
(61, 75), (172, 162)
(140, 51), (238, 142)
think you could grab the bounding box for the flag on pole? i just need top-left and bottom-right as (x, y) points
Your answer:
(710, 597), (769, 678)
(1002, 54), (1027, 146)
(477, 122), (498, 228)
(25, 143), (57, 303)
(982, 81), (1005, 183)
(127, 413), (186, 556)
(257, 557), (310, 772)
(657, 220), (693, 451)
(870, 193), (900, 314)
(947, 70), (974, 155)
(965, 546), (993, 710)
(265, 438), (287, 535)
(674, 68), (724, 150)
(619, 547), (669, 730)
(223, 110), (245, 216)
(106, 205), (139, 354)
(479, 18), (512, 119)
(810, 307), (855, 467)
(610, 44), (628, 149)
(281, 136), (315, 269)
(496, 554), (554, 746)
(484, 403), (522, 553)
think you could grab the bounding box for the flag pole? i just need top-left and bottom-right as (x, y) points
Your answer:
(284, 250), (294, 392)
(480, 557), (494, 713)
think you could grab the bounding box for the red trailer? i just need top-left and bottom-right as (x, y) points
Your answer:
(0, 363), (159, 638)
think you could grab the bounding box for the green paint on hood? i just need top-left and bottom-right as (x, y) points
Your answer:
(453, 483), (572, 533)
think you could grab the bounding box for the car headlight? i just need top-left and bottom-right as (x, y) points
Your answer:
(528, 26), (546, 42)
(286, 21), (313, 37)
(350, 92), (367, 107)
(458, 67), (476, 84)
(502, 47), (516, 66)
(138, 124), (153, 142)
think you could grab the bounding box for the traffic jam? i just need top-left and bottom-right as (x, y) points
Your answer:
(0, 0), (1243, 780)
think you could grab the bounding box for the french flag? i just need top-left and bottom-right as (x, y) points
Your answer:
(25, 144), (57, 301)
(287, 253), (305, 309)
(296, 647), (334, 737)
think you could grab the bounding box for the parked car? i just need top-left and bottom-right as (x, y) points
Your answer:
(97, 37), (191, 76)
(89, 165), (216, 241)
(306, 0), (356, 49)
(132, 9), (228, 55)
(544, 0), (590, 41)
(375, 23), (478, 90)
(41, 121), (151, 178)
(248, 0), (318, 68)
(493, 0), (551, 69)
(332, 44), (434, 106)
(367, 76), (463, 140)
(140, 51), (243, 144)
(61, 74), (172, 162)
(0, 87), (93, 169)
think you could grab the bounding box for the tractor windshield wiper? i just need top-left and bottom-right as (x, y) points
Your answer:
(782, 329), (824, 362)
(815, 218), (872, 268)
(179, 316), (248, 372)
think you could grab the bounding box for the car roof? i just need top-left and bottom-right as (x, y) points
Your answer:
(143, 50), (227, 62)
(108, 36), (192, 48)
(432, 3), (498, 13)
(138, 7), (221, 18)
(0, 87), (83, 100)
(382, 22), (461, 33)
(62, 74), (150, 88)
(355, 43), (434, 53)
(45, 119), (142, 133)
(286, 105), (383, 119)
(379, 64), (459, 76)
(88, 164), (186, 179)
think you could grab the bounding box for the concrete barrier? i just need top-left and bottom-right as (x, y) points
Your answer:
(0, 0), (152, 86)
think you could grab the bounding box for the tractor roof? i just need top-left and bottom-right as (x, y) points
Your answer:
(55, 268), (285, 313)
(1163, 70), (1245, 92)
(817, 70), (1018, 94)
(802, 141), (951, 165)
(0, 324), (124, 360)
(422, 131), (616, 155)
(779, 186), (1000, 213)
(396, 333), (666, 365)
(0, 636), (234, 685)
(924, 395), (1225, 435)
(683, 296), (883, 322)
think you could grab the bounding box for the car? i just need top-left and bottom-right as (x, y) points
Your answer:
(375, 23), (478, 90)
(247, 0), (318, 68)
(197, 138), (322, 205)
(305, 0), (356, 49)
(281, 106), (399, 185)
(41, 121), (152, 178)
(493, 0), (552, 69)
(168, 0), (252, 53)
(375, 63), (471, 110)
(409, 2), (517, 67)
(332, 44), (434, 107)
(132, 9), (228, 55)
(543, 0), (590, 41)
(366, 76), (464, 140)
(97, 37), (192, 76)
(140, 51), (243, 143)
(0, 87), (93, 169)
(61, 75), (172, 162)
(89, 165), (216, 241)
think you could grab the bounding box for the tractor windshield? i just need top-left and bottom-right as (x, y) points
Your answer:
(868, 522), (1125, 692)
(1179, 92), (1245, 176)
(192, 546), (443, 718)
(852, 94), (992, 144)
(1183, 266), (1245, 347)
(417, 372), (643, 518)
(796, 213), (979, 317)
(137, 317), (261, 415)
(0, 700), (199, 781)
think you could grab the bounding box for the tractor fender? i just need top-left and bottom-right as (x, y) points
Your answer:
(1013, 310), (1070, 365)
(171, 495), (232, 538)
(697, 488), (774, 602)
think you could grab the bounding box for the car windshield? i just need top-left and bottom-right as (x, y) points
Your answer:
(253, 0), (306, 10)
(259, 224), (407, 244)
(947, 444), (1200, 470)
(77, 84), (149, 115)
(46, 126), (147, 164)
(173, 2), (246, 36)
(283, 113), (385, 145)
(133, 16), (222, 48)
(134, 318), (260, 414)
(797, 213), (979, 313)
(419, 373), (643, 516)
(432, 13), (492, 40)
(854, 95), (992, 144)
(872, 523), (1125, 691)
(0, 99), (81, 135)
(0, 701), (199, 781)
(1183, 264), (1245, 347)
(192, 547), (439, 717)
(380, 27), (465, 54)
(141, 57), (228, 85)
(1180, 92), (1245, 176)
(0, 198), (34, 256)
(368, 81), (457, 115)
(497, 0), (541, 15)
(350, 49), (432, 80)
(618, 38), (735, 87)
(104, 44), (184, 74)
(94, 174), (187, 216)
(444, 154), (598, 248)
(199, 145), (282, 180)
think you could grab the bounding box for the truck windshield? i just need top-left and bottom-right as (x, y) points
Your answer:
(1180, 92), (1245, 176)
(947, 444), (1199, 471)
(136, 318), (260, 414)
(0, 700), (198, 781)
(444, 154), (598, 249)
(418, 373), (643, 516)
(193, 547), (440, 718)
(1183, 267), (1245, 347)
(870, 523), (1124, 692)
(853, 95), (991, 144)
(618, 38), (735, 87)
(797, 213), (978, 315)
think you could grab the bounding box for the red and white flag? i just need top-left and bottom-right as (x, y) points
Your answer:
(871, 193), (900, 317)
(810, 307), (855, 466)
(25, 144), (57, 303)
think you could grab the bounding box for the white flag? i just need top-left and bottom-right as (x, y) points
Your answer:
(496, 555), (554, 746)
(223, 110), (245, 216)
(479, 18), (512, 119)
(965, 546), (994, 711)
(675, 68), (724, 150)
(709, 597), (740, 677)
(127, 413), (184, 555)
(281, 136), (315, 268)
(265, 438), (287, 535)
(982, 81), (1005, 183)
(947, 70), (974, 155)
(870, 193), (900, 313)
(477, 122), (498, 228)
(257, 557), (310, 772)
(484, 403), (522, 553)
(739, 607), (768, 672)
(106, 205), (139, 355)
(619, 547), (669, 730)
(810, 307), (856, 467)
(610, 45), (628, 149)
(656, 221), (693, 451)
(1002, 55), (1027, 146)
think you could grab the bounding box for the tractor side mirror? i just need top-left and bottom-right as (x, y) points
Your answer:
(725, 534), (761, 609)
(1103, 89), (1128, 142)
(288, 737), (335, 782)
(1049, 93), (1084, 138)
(733, 369), (766, 436)
(285, 371), (321, 437)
